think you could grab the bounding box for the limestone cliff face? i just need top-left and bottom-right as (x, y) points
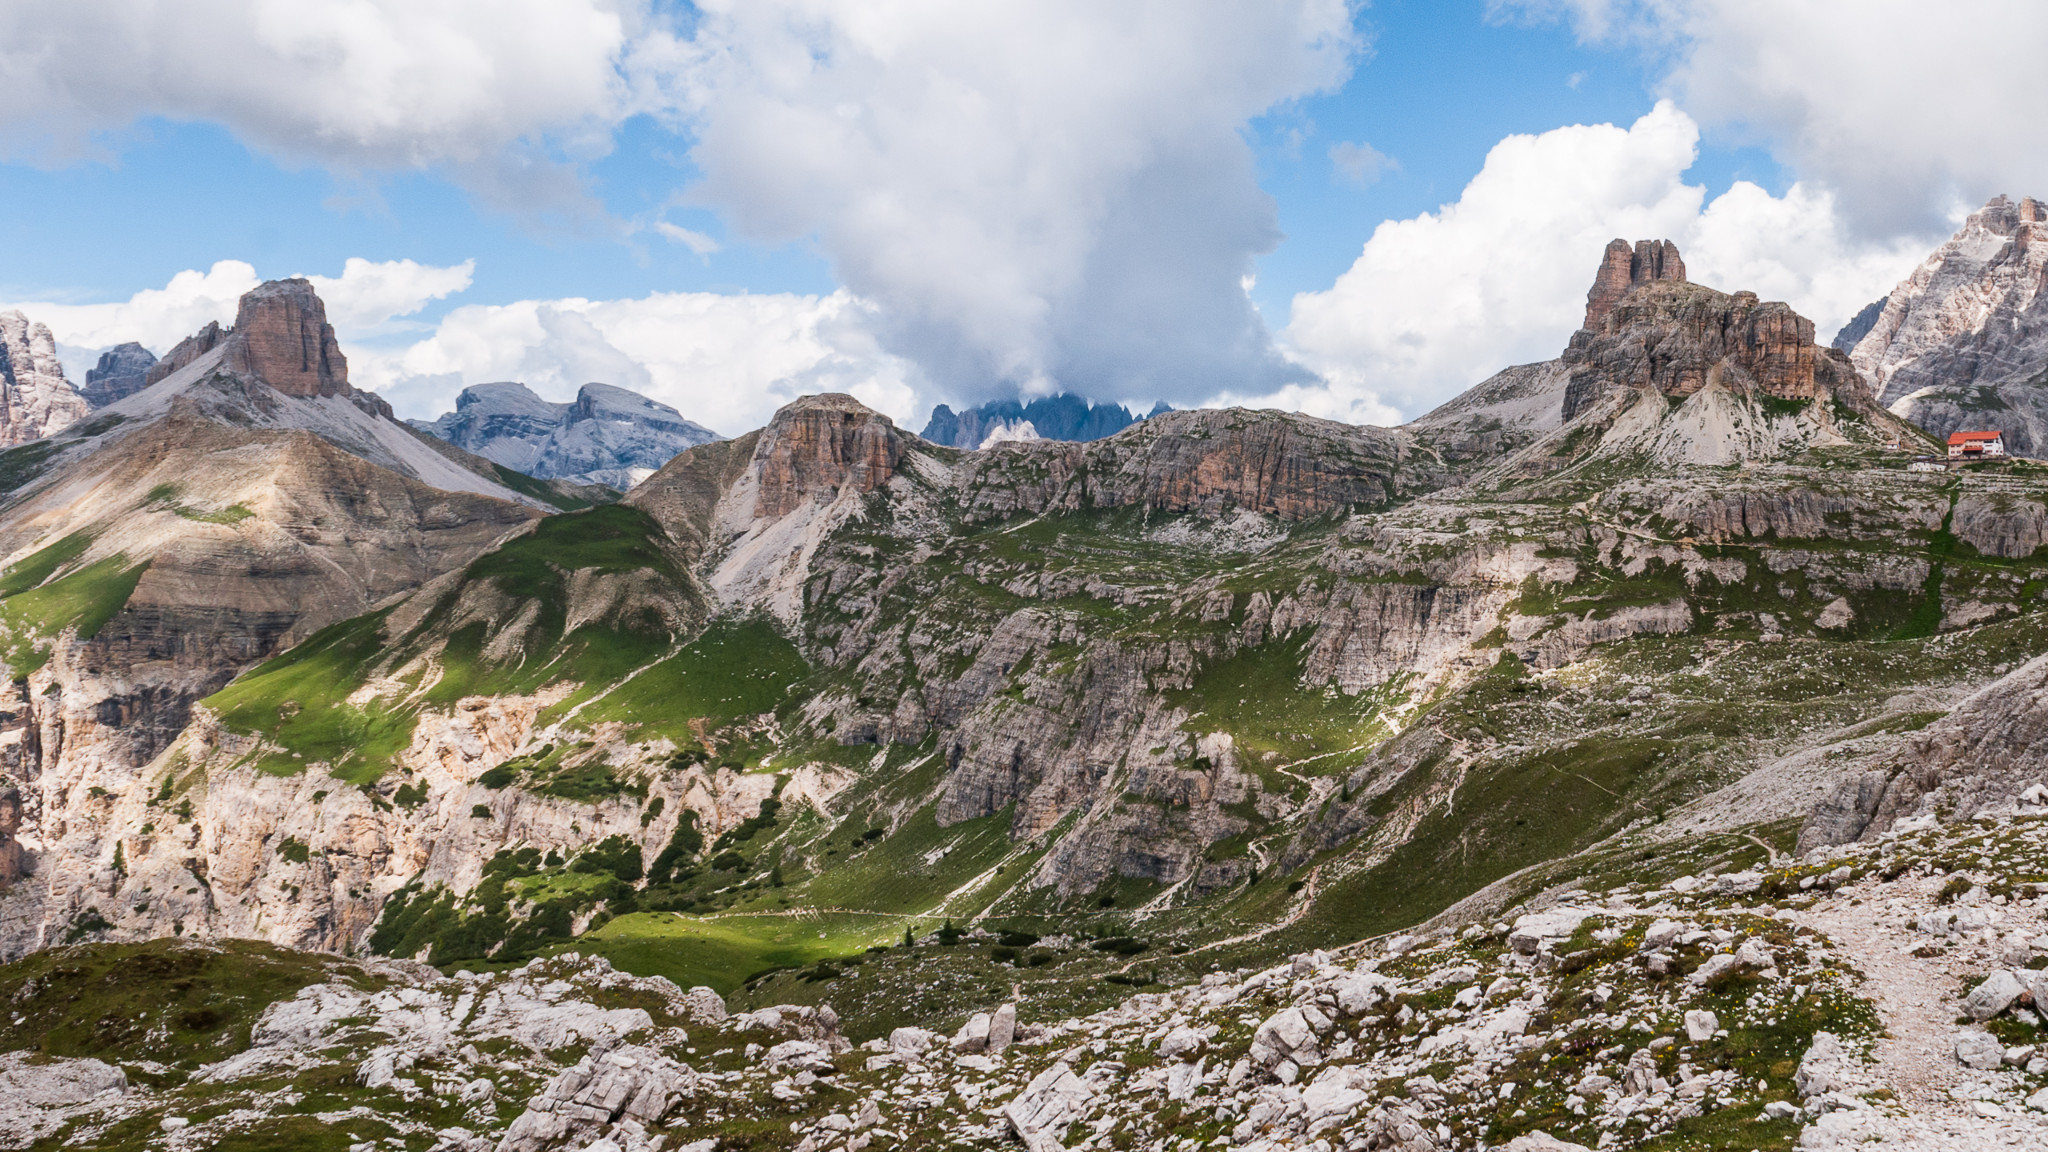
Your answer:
(221, 279), (349, 400)
(0, 280), (560, 954)
(1583, 237), (1687, 329)
(0, 409), (540, 948)
(750, 393), (906, 520)
(0, 312), (89, 446)
(1853, 196), (2048, 402)
(81, 343), (157, 408)
(1843, 196), (2048, 452)
(955, 407), (1434, 522)
(1562, 281), (1873, 422)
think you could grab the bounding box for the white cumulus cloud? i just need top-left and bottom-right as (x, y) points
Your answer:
(1276, 102), (1930, 423)
(308, 258), (475, 333)
(4, 260), (260, 356)
(660, 0), (1360, 407)
(349, 289), (922, 435)
(1497, 0), (2048, 234)
(4, 257), (479, 379)
(0, 0), (674, 214)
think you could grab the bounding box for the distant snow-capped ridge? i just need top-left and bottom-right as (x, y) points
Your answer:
(411, 381), (721, 490)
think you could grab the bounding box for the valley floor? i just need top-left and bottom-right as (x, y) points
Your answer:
(13, 809), (2048, 1151)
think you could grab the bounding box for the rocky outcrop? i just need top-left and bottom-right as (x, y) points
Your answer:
(956, 407), (1434, 522)
(1847, 196), (2048, 451)
(1799, 650), (2048, 853)
(1562, 281), (1873, 423)
(81, 343), (158, 408)
(144, 321), (226, 387)
(0, 311), (89, 445)
(1853, 196), (2048, 403)
(750, 394), (906, 520)
(1583, 238), (1687, 330)
(221, 279), (348, 399)
(412, 381), (719, 489)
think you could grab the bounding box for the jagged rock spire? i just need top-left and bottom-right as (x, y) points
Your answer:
(1583, 238), (1688, 330)
(0, 310), (89, 445)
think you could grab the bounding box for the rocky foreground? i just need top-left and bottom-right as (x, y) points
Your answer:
(13, 804), (2048, 1151)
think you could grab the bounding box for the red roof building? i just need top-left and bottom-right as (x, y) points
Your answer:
(1948, 430), (2006, 459)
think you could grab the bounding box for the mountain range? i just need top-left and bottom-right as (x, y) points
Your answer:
(6, 201), (2048, 1149)
(410, 382), (721, 490)
(921, 393), (1161, 449)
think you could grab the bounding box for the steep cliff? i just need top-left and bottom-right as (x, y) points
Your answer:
(0, 312), (89, 446)
(0, 280), (563, 953)
(1848, 195), (2048, 450)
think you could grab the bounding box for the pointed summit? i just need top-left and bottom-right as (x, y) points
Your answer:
(1583, 238), (1687, 330)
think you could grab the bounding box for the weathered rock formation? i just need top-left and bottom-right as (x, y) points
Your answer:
(412, 381), (719, 489)
(750, 393), (906, 520)
(0, 312), (89, 445)
(221, 279), (348, 399)
(1800, 649), (2048, 853)
(1847, 195), (2048, 450)
(80, 343), (157, 408)
(1562, 255), (1875, 424)
(954, 406), (1432, 522)
(144, 321), (226, 387)
(1583, 238), (1687, 329)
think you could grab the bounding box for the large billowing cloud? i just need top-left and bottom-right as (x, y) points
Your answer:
(661, 0), (1359, 407)
(0, 0), (669, 213)
(1276, 102), (1932, 423)
(3, 1), (1362, 414)
(1498, 0), (2048, 234)
(347, 290), (920, 436)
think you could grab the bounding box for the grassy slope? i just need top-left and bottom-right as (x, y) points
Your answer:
(204, 503), (709, 782)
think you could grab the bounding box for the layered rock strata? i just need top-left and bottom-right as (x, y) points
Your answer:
(1847, 195), (2048, 449)
(1583, 238), (1687, 329)
(220, 278), (348, 399)
(1562, 271), (1875, 422)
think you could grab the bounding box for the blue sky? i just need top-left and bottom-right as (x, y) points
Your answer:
(1, 2), (1770, 326)
(0, 1), (2031, 432)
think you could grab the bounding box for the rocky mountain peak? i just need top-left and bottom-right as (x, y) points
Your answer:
(1562, 276), (1872, 423)
(751, 393), (905, 519)
(1583, 237), (1687, 329)
(1841, 194), (2048, 452)
(81, 342), (157, 408)
(0, 310), (89, 446)
(221, 278), (348, 399)
(412, 380), (719, 489)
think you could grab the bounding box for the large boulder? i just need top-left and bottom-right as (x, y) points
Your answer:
(494, 1042), (693, 1152)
